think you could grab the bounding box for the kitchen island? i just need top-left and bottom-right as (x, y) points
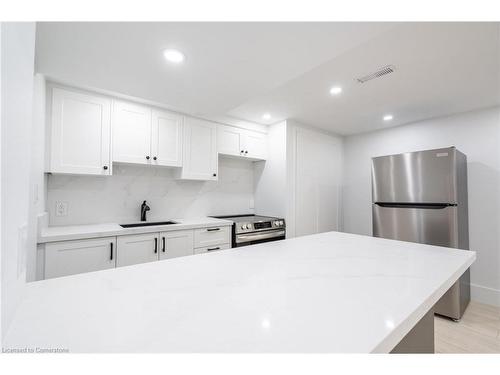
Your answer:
(3, 231), (475, 353)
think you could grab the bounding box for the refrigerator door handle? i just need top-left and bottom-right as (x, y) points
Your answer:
(374, 202), (456, 209)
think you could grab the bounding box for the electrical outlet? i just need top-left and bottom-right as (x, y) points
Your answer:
(55, 201), (68, 217)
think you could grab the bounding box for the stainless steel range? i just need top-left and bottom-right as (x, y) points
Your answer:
(211, 215), (286, 247)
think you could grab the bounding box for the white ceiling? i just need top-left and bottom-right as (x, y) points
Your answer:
(35, 22), (500, 135)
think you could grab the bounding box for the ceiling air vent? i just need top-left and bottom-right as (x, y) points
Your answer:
(356, 65), (396, 83)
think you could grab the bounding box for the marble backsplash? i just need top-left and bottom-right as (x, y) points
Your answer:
(47, 158), (256, 226)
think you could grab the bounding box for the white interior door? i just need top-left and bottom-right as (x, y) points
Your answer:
(116, 233), (159, 267)
(50, 88), (111, 175)
(151, 109), (183, 167)
(293, 128), (343, 237)
(112, 100), (152, 164)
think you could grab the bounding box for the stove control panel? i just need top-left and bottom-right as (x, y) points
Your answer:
(235, 218), (286, 234)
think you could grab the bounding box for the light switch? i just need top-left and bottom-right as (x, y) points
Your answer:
(55, 201), (68, 217)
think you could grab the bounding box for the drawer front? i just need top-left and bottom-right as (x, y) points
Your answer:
(194, 243), (231, 254)
(194, 226), (230, 248)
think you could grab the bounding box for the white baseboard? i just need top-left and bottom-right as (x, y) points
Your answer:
(471, 283), (500, 307)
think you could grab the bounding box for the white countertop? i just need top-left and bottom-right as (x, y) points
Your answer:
(38, 217), (233, 243)
(6, 231), (475, 353)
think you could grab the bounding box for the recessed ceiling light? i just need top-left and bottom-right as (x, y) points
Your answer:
(262, 113), (271, 121)
(383, 114), (394, 121)
(329, 86), (342, 96)
(163, 49), (185, 64)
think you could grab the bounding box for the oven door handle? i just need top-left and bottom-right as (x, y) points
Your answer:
(236, 230), (285, 243)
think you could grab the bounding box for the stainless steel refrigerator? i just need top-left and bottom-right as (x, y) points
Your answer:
(372, 146), (470, 320)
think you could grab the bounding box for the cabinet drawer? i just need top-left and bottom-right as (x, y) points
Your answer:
(194, 243), (231, 254)
(193, 226), (230, 248)
(44, 237), (116, 279)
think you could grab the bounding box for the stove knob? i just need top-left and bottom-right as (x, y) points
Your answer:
(275, 220), (280, 226)
(241, 225), (246, 230)
(246, 224), (252, 229)
(280, 220), (284, 225)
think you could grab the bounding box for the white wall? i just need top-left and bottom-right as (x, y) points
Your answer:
(26, 74), (47, 282)
(1, 22), (37, 340)
(342, 107), (500, 306)
(46, 157), (255, 226)
(254, 121), (287, 218)
(286, 121), (343, 237)
(254, 120), (343, 238)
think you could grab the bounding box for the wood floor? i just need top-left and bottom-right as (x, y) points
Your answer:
(435, 301), (500, 353)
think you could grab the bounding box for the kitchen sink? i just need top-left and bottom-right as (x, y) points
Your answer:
(120, 221), (177, 228)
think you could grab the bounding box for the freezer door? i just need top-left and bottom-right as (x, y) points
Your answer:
(372, 147), (457, 204)
(373, 204), (459, 248)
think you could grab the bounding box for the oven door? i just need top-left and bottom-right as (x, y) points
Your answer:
(234, 229), (286, 247)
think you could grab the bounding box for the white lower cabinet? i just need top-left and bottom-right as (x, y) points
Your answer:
(41, 226), (233, 279)
(44, 237), (116, 279)
(116, 233), (160, 267)
(159, 230), (194, 260)
(194, 243), (231, 254)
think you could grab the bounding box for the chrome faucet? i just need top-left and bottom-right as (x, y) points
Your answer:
(140, 200), (150, 221)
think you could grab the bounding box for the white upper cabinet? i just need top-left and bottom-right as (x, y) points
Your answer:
(49, 88), (112, 175)
(151, 109), (183, 167)
(216, 125), (267, 161)
(113, 100), (183, 167)
(112, 100), (152, 165)
(242, 130), (268, 160)
(179, 117), (218, 180)
(217, 124), (243, 157)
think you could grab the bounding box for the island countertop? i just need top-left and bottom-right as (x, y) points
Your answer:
(4, 231), (475, 353)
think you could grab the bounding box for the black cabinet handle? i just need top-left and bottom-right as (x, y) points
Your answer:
(153, 156), (157, 160)
(207, 227), (220, 232)
(110, 242), (114, 260)
(207, 247), (220, 251)
(213, 173), (217, 177)
(162, 237), (165, 252)
(154, 238), (158, 253)
(146, 156), (150, 160)
(240, 150), (244, 153)
(244, 150), (248, 154)
(103, 166), (108, 170)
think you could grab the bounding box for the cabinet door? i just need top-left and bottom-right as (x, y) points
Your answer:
(217, 125), (243, 157)
(151, 109), (183, 167)
(112, 100), (152, 164)
(44, 237), (116, 279)
(116, 233), (159, 267)
(181, 117), (218, 180)
(159, 230), (194, 260)
(50, 88), (112, 175)
(242, 131), (268, 160)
